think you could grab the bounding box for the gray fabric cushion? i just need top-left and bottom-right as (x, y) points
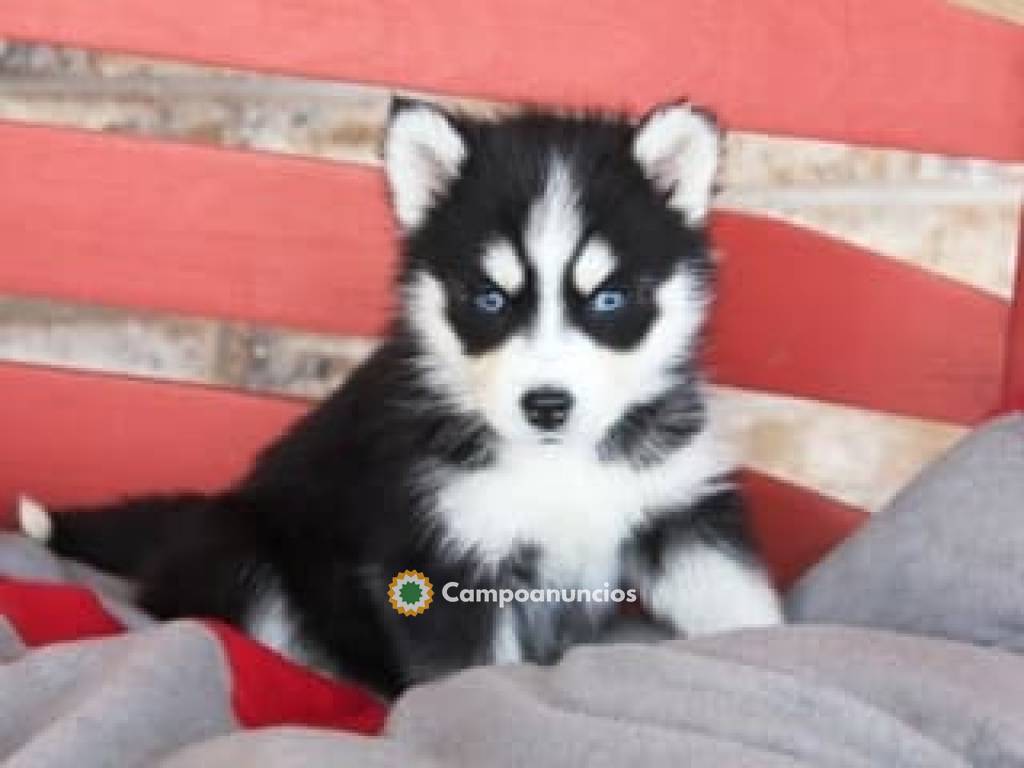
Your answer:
(787, 412), (1024, 652)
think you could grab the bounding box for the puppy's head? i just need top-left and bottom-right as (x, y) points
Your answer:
(385, 99), (720, 449)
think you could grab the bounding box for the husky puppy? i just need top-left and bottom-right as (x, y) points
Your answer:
(20, 99), (782, 697)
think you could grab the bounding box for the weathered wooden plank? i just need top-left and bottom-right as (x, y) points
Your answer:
(712, 388), (965, 512)
(0, 41), (394, 166)
(3, 43), (1019, 298)
(0, 120), (1008, 423)
(0, 0), (1020, 160)
(0, 296), (374, 398)
(948, 0), (1024, 25)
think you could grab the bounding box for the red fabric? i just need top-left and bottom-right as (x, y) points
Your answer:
(0, 577), (122, 645)
(0, 577), (386, 735)
(206, 622), (386, 733)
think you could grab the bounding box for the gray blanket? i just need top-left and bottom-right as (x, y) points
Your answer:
(6, 413), (1024, 765)
(4, 532), (1024, 767)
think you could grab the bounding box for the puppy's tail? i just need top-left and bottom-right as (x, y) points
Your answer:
(17, 492), (219, 578)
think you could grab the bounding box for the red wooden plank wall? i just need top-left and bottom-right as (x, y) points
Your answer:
(0, 0), (1021, 161)
(0, 122), (1009, 425)
(0, 1), (1019, 582)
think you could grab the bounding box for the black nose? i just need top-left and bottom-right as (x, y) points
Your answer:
(521, 388), (574, 431)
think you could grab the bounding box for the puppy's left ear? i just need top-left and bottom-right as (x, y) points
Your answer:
(384, 98), (468, 232)
(632, 103), (721, 226)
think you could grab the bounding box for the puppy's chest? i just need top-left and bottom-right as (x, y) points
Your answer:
(428, 446), (702, 584)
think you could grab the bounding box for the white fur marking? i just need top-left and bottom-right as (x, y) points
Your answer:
(633, 105), (720, 225)
(403, 272), (471, 411)
(572, 237), (617, 296)
(385, 103), (467, 231)
(647, 547), (783, 635)
(18, 495), (52, 543)
(431, 426), (733, 584)
(525, 160), (580, 355)
(492, 610), (523, 665)
(482, 239), (524, 295)
(246, 589), (307, 664)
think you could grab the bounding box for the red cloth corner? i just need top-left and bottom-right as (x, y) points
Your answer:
(0, 577), (386, 735)
(0, 577), (122, 646)
(205, 620), (386, 734)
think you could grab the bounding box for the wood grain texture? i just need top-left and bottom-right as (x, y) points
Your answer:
(0, 0), (1021, 161)
(712, 391), (966, 512)
(0, 295), (374, 397)
(948, 0), (1024, 24)
(713, 388), (966, 511)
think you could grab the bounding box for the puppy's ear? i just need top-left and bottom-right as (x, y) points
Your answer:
(384, 98), (467, 232)
(632, 102), (721, 226)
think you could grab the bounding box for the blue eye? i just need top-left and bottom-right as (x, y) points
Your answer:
(474, 290), (506, 313)
(591, 289), (626, 313)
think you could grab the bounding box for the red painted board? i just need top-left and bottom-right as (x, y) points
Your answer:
(0, 363), (306, 519)
(742, 470), (867, 590)
(0, 121), (397, 337)
(1, 0), (1020, 161)
(1002, 220), (1024, 412)
(708, 212), (1008, 426)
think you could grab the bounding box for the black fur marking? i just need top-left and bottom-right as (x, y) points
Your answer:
(624, 485), (758, 578)
(599, 371), (706, 467)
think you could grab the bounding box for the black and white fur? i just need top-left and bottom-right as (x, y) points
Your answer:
(21, 99), (782, 697)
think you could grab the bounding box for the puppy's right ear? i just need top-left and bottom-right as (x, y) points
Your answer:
(384, 98), (467, 232)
